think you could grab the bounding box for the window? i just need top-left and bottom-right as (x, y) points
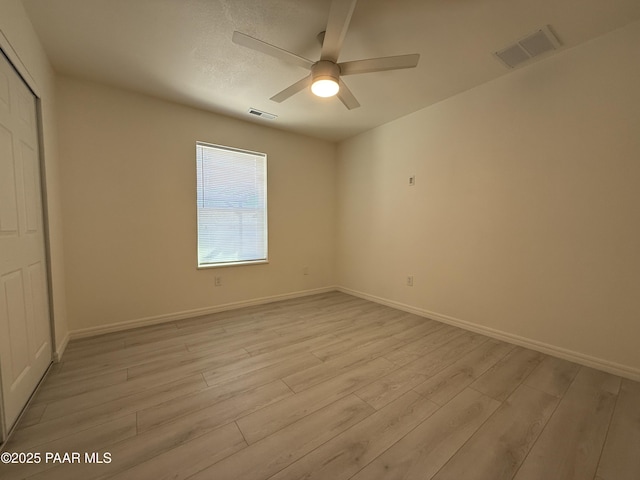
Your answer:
(196, 142), (268, 268)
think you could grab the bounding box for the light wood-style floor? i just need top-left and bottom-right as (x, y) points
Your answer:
(1, 292), (638, 480)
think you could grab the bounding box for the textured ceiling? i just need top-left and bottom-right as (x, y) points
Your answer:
(22, 0), (640, 141)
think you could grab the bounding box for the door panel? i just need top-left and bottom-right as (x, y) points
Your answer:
(28, 261), (49, 356)
(0, 51), (52, 433)
(1, 270), (30, 380)
(0, 67), (9, 109)
(21, 141), (40, 234)
(0, 125), (18, 233)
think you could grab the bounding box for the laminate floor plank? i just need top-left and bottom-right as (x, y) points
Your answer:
(139, 378), (294, 437)
(384, 325), (464, 366)
(123, 324), (225, 348)
(25, 380), (293, 480)
(269, 391), (438, 480)
(1, 292), (636, 480)
(314, 334), (407, 365)
(62, 340), (188, 369)
(65, 323), (227, 364)
(595, 379), (640, 480)
(31, 370), (129, 405)
(105, 422), (247, 480)
(41, 362), (215, 422)
(513, 367), (620, 480)
(432, 384), (559, 480)
(186, 394), (375, 480)
(66, 322), (179, 353)
(184, 329), (279, 352)
(126, 346), (250, 380)
(328, 334), (407, 362)
(108, 321), (180, 343)
(251, 331), (343, 359)
(14, 402), (47, 429)
(0, 414), (137, 480)
(204, 351), (323, 387)
(271, 316), (351, 336)
(220, 304), (349, 335)
(355, 362), (430, 410)
(61, 338), (126, 361)
(200, 333), (341, 386)
(219, 316), (307, 336)
(522, 355), (581, 397)
(8, 375), (206, 450)
(55, 343), (188, 380)
(243, 323), (344, 356)
(236, 357), (396, 444)
(172, 301), (293, 330)
(137, 353), (321, 432)
(413, 339), (515, 406)
(310, 324), (406, 362)
(469, 346), (546, 401)
(281, 340), (400, 393)
(351, 388), (501, 480)
(392, 317), (443, 341)
(172, 311), (257, 332)
(308, 311), (405, 343)
(402, 332), (489, 378)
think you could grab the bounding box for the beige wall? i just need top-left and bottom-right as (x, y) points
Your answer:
(56, 77), (337, 332)
(0, 0), (69, 354)
(337, 20), (640, 376)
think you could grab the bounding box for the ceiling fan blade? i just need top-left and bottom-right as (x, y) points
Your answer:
(339, 53), (420, 75)
(232, 31), (314, 70)
(321, 0), (358, 62)
(270, 75), (312, 103)
(337, 79), (360, 110)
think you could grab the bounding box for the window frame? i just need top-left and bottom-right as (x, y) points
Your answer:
(195, 141), (268, 269)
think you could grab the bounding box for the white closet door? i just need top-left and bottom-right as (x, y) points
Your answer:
(0, 50), (52, 433)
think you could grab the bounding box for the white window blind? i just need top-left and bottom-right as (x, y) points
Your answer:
(196, 142), (268, 267)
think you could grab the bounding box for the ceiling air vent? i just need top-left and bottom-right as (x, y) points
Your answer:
(248, 108), (277, 120)
(495, 25), (562, 69)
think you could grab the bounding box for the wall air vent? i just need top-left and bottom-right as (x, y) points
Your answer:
(495, 25), (562, 69)
(248, 108), (277, 120)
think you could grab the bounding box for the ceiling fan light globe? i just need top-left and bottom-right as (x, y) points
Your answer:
(311, 78), (339, 97)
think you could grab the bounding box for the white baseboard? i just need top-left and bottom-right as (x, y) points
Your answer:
(338, 286), (640, 382)
(67, 286), (338, 342)
(53, 332), (70, 362)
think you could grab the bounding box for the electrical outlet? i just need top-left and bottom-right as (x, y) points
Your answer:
(215, 276), (222, 287)
(302, 266), (309, 275)
(407, 275), (414, 287)
(409, 175), (416, 186)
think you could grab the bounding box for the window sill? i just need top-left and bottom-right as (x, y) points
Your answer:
(197, 260), (269, 270)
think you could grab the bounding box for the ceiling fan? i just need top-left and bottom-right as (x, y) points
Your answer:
(232, 0), (420, 110)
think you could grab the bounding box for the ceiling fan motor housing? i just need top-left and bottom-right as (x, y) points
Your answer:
(312, 60), (341, 84)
